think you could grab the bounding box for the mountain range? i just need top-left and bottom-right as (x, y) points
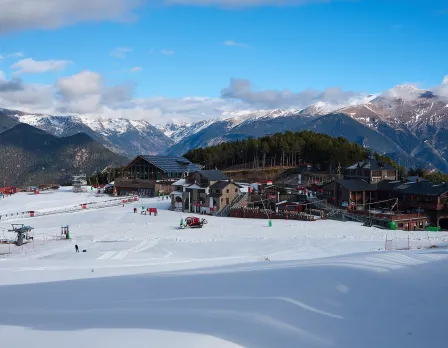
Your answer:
(1, 84), (448, 172)
(0, 122), (127, 186)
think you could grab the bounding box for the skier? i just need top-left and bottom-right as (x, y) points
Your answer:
(75, 244), (79, 252)
(133, 207), (137, 214)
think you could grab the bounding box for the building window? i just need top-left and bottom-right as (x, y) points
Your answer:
(235, 188), (238, 193)
(226, 189), (230, 193)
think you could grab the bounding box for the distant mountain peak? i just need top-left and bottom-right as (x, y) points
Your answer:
(382, 84), (427, 100)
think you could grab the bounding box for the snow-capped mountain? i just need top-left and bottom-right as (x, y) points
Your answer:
(299, 95), (377, 116)
(337, 85), (448, 170)
(2, 84), (448, 171)
(6, 112), (173, 158)
(155, 109), (303, 141)
(161, 88), (448, 171)
(155, 120), (216, 144)
(77, 116), (173, 157)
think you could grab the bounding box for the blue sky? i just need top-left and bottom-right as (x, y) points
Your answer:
(0, 0), (447, 121)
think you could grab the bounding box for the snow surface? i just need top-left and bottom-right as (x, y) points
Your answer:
(1, 190), (448, 348)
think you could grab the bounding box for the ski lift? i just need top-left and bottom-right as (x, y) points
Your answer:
(8, 224), (34, 246)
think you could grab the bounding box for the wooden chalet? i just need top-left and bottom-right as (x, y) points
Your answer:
(393, 181), (448, 228)
(345, 158), (398, 183)
(115, 155), (201, 197)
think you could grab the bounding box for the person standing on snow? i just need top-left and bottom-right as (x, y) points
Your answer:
(75, 244), (79, 252)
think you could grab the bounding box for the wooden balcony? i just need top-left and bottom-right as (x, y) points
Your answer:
(398, 201), (444, 211)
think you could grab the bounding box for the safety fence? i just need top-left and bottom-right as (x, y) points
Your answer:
(0, 195), (139, 222)
(230, 207), (316, 221)
(385, 231), (448, 251)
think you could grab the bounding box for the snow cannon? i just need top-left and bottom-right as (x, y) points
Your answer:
(181, 216), (208, 229)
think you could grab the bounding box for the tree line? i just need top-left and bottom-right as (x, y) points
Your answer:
(183, 131), (373, 171)
(408, 168), (448, 184)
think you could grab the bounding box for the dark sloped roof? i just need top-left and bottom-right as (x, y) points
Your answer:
(210, 180), (241, 190)
(135, 155), (200, 173)
(336, 179), (375, 191)
(394, 181), (448, 196)
(375, 179), (403, 192)
(196, 170), (229, 181)
(346, 159), (396, 171)
(406, 176), (430, 183)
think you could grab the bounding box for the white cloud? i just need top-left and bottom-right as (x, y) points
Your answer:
(0, 52), (24, 60)
(0, 0), (349, 35)
(130, 66), (143, 73)
(2, 68), (448, 125)
(56, 70), (104, 113)
(433, 75), (448, 99)
(80, 96), (247, 123)
(11, 58), (72, 74)
(110, 47), (132, 58)
(0, 0), (143, 34)
(57, 70), (102, 99)
(0, 74), (54, 109)
(0, 69), (247, 123)
(0, 70), (24, 92)
(55, 70), (134, 113)
(223, 40), (249, 49)
(160, 49), (175, 55)
(221, 78), (359, 109)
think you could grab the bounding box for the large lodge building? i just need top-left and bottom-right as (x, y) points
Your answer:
(114, 155), (201, 197)
(322, 158), (448, 229)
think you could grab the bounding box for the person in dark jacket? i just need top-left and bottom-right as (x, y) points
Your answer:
(75, 244), (79, 252)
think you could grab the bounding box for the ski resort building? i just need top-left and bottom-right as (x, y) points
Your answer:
(122, 155), (201, 181)
(322, 179), (377, 208)
(393, 181), (448, 229)
(170, 170), (242, 214)
(344, 158), (398, 183)
(115, 156), (201, 197)
(209, 181), (242, 212)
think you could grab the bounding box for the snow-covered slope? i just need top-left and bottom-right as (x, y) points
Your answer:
(1, 191), (448, 348)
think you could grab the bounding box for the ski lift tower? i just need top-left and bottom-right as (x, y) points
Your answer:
(72, 174), (87, 193)
(8, 224), (34, 246)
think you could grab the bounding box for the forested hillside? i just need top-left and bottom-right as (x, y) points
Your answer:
(0, 124), (127, 186)
(183, 131), (372, 171)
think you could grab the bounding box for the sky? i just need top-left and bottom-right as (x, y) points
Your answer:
(0, 0), (448, 124)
